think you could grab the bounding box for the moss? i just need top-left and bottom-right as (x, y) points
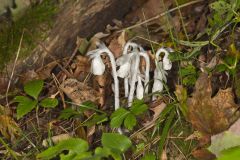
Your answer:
(0, 0), (59, 70)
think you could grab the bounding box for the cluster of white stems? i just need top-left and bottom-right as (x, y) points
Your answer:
(87, 41), (172, 110)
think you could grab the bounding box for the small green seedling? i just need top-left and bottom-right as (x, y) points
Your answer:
(110, 99), (148, 130)
(13, 80), (58, 119)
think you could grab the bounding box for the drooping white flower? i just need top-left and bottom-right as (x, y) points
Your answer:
(86, 42), (119, 111)
(152, 48), (173, 100)
(136, 76), (144, 99)
(156, 48), (172, 71)
(91, 55), (105, 75)
(117, 61), (131, 78)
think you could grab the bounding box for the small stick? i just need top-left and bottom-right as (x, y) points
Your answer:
(5, 31), (24, 108)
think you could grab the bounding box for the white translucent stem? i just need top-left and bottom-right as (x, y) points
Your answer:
(128, 54), (140, 107)
(139, 52), (150, 93)
(122, 42), (138, 97)
(102, 49), (120, 110)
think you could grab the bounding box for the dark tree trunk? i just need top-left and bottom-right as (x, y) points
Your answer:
(1, 0), (132, 92)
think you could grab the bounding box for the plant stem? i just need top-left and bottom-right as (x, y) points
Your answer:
(128, 54), (140, 107)
(139, 52), (150, 93)
(103, 49), (120, 110)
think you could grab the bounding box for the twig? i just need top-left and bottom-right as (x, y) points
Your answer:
(117, 0), (204, 32)
(5, 31), (24, 108)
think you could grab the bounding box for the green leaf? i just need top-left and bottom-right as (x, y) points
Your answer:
(40, 98), (58, 108)
(58, 108), (80, 120)
(83, 114), (108, 127)
(130, 99), (148, 115)
(14, 96), (38, 119)
(78, 38), (89, 55)
(158, 109), (175, 156)
(110, 108), (129, 128)
(95, 147), (111, 158)
(141, 153), (156, 160)
(24, 80), (44, 100)
(217, 146), (240, 160)
(37, 138), (88, 160)
(215, 64), (228, 72)
(69, 151), (92, 159)
(101, 133), (132, 153)
(208, 132), (240, 157)
(124, 113), (137, 130)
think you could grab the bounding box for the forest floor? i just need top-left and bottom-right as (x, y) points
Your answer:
(0, 0), (240, 160)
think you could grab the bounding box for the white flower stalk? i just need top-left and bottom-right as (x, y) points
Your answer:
(128, 54), (140, 106)
(152, 48), (172, 100)
(121, 42), (140, 97)
(87, 43), (119, 110)
(136, 75), (144, 99)
(139, 51), (150, 93)
(116, 41), (150, 106)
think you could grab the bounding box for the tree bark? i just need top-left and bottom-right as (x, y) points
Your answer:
(1, 0), (132, 92)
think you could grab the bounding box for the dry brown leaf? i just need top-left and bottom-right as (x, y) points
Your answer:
(20, 70), (39, 84)
(144, 102), (166, 126)
(37, 61), (58, 80)
(60, 78), (100, 105)
(192, 148), (216, 160)
(95, 75), (106, 106)
(42, 134), (72, 147)
(108, 37), (123, 58)
(72, 55), (90, 78)
(187, 73), (239, 135)
(0, 105), (21, 142)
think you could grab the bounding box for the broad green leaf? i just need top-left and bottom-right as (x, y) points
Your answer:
(124, 113), (136, 130)
(208, 132), (240, 157)
(58, 108), (80, 120)
(15, 96), (37, 119)
(95, 147), (111, 158)
(37, 138), (88, 160)
(40, 98), (58, 108)
(141, 153), (156, 160)
(101, 133), (132, 153)
(110, 108), (129, 128)
(217, 146), (240, 160)
(130, 99), (148, 115)
(83, 114), (108, 127)
(59, 151), (77, 160)
(70, 151), (92, 159)
(24, 80), (44, 100)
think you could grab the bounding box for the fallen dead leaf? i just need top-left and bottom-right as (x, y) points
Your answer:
(72, 55), (90, 78)
(187, 73), (239, 135)
(108, 37), (123, 58)
(192, 148), (216, 160)
(60, 78), (100, 105)
(37, 61), (58, 80)
(42, 133), (72, 147)
(144, 101), (166, 126)
(0, 105), (21, 142)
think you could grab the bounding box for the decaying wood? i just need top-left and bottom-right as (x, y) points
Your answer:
(1, 0), (132, 93)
